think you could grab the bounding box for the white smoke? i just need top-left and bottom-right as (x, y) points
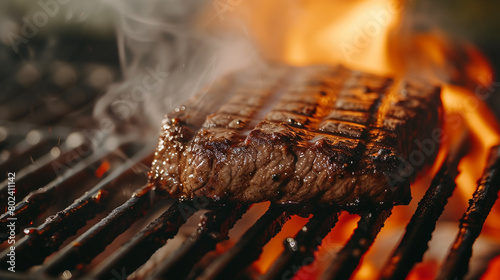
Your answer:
(93, 0), (259, 133)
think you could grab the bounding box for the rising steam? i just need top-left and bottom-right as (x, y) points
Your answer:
(93, 0), (259, 133)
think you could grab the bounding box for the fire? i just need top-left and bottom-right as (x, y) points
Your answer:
(483, 256), (500, 280)
(208, 0), (500, 278)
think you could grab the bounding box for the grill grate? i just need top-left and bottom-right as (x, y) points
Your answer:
(437, 146), (500, 280)
(379, 135), (467, 280)
(2, 139), (499, 279)
(261, 209), (338, 280)
(1, 61), (500, 280)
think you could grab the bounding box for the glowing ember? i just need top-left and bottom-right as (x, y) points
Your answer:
(95, 160), (111, 178)
(228, 0), (402, 76)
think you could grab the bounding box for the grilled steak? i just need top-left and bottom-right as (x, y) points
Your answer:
(149, 65), (442, 209)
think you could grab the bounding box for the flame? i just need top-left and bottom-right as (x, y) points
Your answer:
(227, 0), (402, 76)
(281, 0), (402, 75)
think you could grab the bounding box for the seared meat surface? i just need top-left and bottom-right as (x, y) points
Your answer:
(149, 65), (442, 209)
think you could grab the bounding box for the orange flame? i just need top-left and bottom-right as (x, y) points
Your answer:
(95, 160), (111, 178)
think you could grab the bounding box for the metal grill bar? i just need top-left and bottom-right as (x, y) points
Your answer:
(261, 209), (339, 280)
(196, 205), (290, 280)
(0, 147), (152, 271)
(148, 203), (249, 280)
(437, 145), (500, 280)
(0, 141), (146, 240)
(0, 139), (92, 209)
(320, 208), (392, 280)
(0, 148), (112, 239)
(378, 132), (469, 280)
(0, 187), (109, 272)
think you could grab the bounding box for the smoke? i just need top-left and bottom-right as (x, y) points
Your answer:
(93, 0), (259, 133)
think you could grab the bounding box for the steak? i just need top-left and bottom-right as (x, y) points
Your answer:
(149, 64), (442, 209)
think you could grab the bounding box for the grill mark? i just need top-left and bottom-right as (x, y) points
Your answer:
(191, 67), (394, 177)
(304, 72), (391, 160)
(168, 79), (237, 128)
(261, 67), (344, 139)
(268, 110), (316, 118)
(221, 67), (291, 137)
(255, 68), (315, 128)
(313, 82), (373, 143)
(196, 67), (291, 141)
(259, 66), (345, 202)
(262, 120), (361, 141)
(346, 77), (394, 169)
(374, 80), (404, 130)
(369, 80), (441, 159)
(324, 112), (370, 125)
(248, 68), (395, 148)
(186, 66), (318, 195)
(305, 76), (342, 132)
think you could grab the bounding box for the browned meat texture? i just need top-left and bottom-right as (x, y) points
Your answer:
(149, 65), (442, 209)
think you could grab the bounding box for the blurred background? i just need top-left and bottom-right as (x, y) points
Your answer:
(0, 0), (499, 124)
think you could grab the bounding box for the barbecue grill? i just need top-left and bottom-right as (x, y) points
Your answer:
(1, 51), (500, 280)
